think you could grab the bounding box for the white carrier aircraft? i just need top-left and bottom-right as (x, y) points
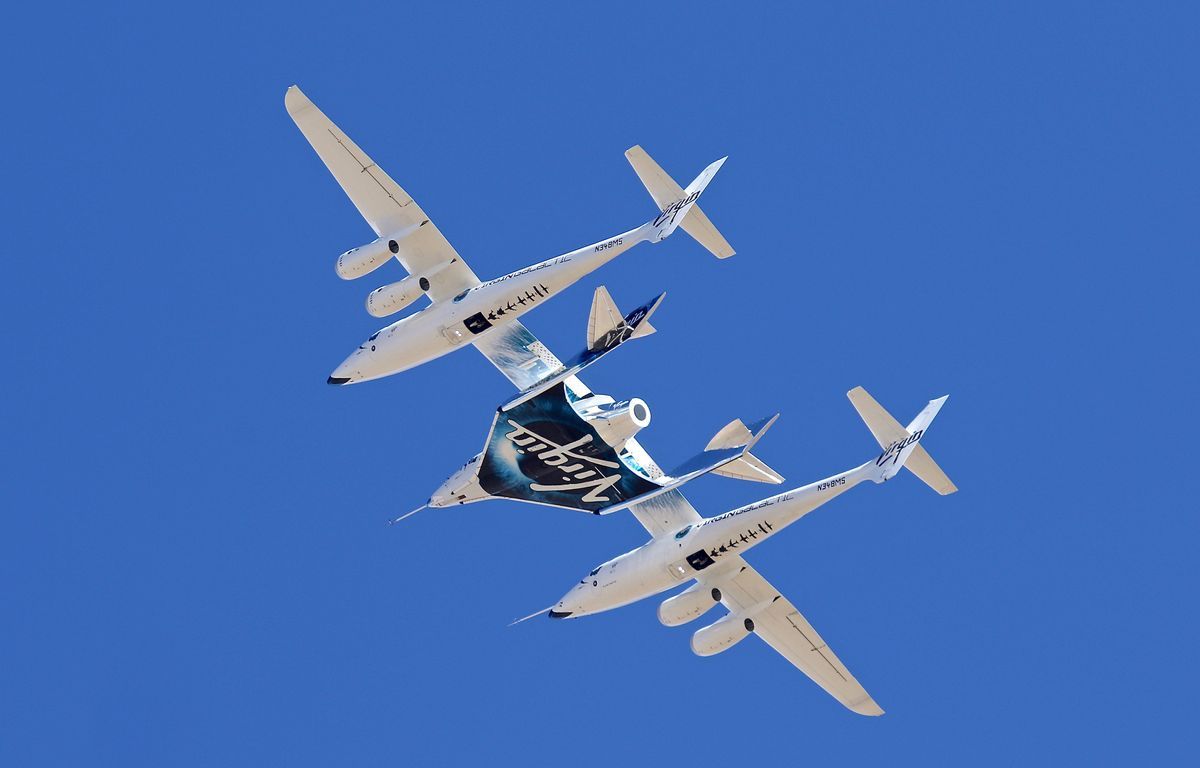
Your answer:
(536, 387), (958, 716)
(284, 86), (735, 386)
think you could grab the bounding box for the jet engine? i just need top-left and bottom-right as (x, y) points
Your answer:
(334, 221), (426, 280)
(573, 394), (651, 451)
(691, 599), (775, 657)
(658, 582), (723, 627)
(335, 237), (398, 280)
(691, 612), (756, 657)
(366, 274), (429, 317)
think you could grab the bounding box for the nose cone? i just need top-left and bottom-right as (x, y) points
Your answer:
(428, 485), (453, 508)
(549, 585), (586, 619)
(429, 455), (489, 508)
(327, 351), (364, 386)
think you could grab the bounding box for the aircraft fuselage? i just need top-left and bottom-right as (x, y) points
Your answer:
(329, 223), (654, 385)
(549, 462), (876, 619)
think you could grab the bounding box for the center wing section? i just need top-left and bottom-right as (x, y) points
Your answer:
(474, 286), (662, 399)
(285, 85), (480, 301)
(625, 489), (703, 538)
(473, 321), (576, 393)
(718, 561), (884, 716)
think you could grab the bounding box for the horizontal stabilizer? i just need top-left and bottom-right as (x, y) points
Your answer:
(711, 452), (784, 484)
(626, 145), (735, 257)
(846, 386), (908, 448)
(904, 444), (957, 495)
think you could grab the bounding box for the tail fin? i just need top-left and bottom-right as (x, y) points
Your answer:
(847, 387), (958, 495)
(626, 145), (735, 258)
(705, 415), (785, 485)
(587, 285), (658, 349)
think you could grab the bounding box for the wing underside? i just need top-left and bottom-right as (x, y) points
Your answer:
(285, 85), (480, 301)
(718, 562), (883, 716)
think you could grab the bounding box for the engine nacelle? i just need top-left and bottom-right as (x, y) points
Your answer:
(335, 238), (397, 280)
(691, 612), (756, 657)
(574, 395), (651, 450)
(366, 274), (429, 317)
(691, 599), (776, 657)
(659, 582), (724, 627)
(334, 222), (424, 280)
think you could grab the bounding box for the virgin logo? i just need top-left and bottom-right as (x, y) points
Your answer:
(504, 421), (624, 503)
(876, 430), (924, 466)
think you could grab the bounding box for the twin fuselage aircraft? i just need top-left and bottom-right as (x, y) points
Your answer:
(288, 85), (958, 716)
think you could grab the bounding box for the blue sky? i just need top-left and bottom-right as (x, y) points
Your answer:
(2, 2), (1197, 764)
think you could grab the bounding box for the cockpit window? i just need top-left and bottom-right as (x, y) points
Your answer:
(674, 524), (693, 540)
(453, 289), (472, 303)
(589, 565), (603, 576)
(368, 331), (380, 342)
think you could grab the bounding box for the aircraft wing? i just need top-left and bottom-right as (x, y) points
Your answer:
(285, 85), (481, 302)
(718, 561), (884, 716)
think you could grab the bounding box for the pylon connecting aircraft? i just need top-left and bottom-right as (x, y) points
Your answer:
(285, 86), (734, 387)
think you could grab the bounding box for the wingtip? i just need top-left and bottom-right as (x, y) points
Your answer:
(284, 84), (310, 116)
(749, 412), (780, 438)
(850, 697), (885, 716)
